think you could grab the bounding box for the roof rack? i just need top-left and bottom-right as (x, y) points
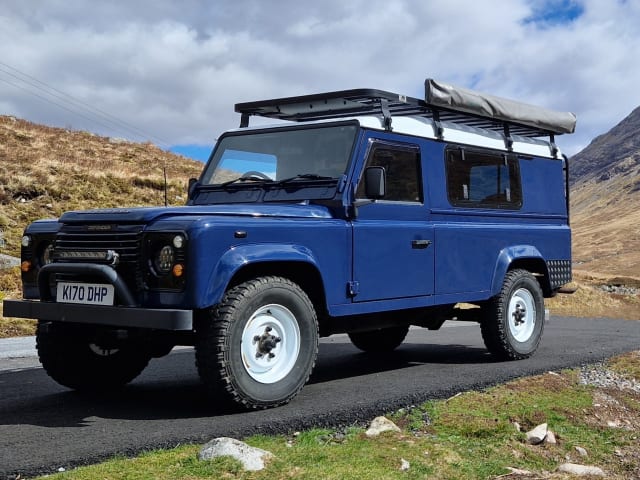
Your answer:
(234, 79), (576, 145)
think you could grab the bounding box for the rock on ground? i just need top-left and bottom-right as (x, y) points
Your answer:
(365, 416), (401, 437)
(557, 463), (605, 476)
(0, 254), (20, 269)
(526, 423), (548, 445)
(199, 437), (274, 471)
(575, 446), (588, 457)
(545, 429), (557, 444)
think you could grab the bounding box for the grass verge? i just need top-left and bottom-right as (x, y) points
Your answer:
(36, 352), (640, 480)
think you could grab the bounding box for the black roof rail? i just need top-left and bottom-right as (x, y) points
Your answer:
(234, 84), (575, 139)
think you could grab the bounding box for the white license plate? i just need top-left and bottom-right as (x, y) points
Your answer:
(56, 282), (115, 306)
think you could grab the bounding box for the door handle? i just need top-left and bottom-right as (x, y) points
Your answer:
(411, 239), (432, 249)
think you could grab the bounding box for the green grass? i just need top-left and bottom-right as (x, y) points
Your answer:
(36, 353), (640, 480)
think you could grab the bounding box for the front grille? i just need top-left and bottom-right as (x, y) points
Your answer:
(53, 224), (144, 292)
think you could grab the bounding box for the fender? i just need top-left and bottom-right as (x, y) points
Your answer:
(199, 243), (322, 308)
(490, 245), (544, 296)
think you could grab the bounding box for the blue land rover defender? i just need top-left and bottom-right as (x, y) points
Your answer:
(4, 79), (576, 409)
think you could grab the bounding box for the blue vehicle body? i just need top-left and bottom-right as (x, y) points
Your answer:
(4, 82), (575, 408)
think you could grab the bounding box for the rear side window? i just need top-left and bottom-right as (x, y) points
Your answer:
(356, 142), (422, 202)
(446, 148), (522, 209)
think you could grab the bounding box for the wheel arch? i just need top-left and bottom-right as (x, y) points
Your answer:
(201, 244), (328, 314)
(229, 261), (327, 315)
(491, 246), (552, 297)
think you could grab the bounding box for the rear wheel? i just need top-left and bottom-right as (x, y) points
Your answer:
(36, 321), (151, 390)
(195, 276), (318, 409)
(480, 269), (544, 360)
(348, 325), (409, 353)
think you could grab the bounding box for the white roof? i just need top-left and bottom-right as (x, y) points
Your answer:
(225, 115), (562, 159)
(356, 115), (561, 159)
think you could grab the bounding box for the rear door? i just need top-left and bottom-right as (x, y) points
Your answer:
(351, 136), (434, 302)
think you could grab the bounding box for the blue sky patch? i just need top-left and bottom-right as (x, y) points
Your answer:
(524, 0), (585, 27)
(169, 144), (212, 162)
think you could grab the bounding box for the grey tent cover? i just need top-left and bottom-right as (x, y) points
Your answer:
(425, 79), (576, 135)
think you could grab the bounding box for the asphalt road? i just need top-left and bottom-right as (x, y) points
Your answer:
(1, 316), (639, 478)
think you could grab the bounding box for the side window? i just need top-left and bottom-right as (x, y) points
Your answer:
(357, 142), (422, 202)
(446, 148), (522, 209)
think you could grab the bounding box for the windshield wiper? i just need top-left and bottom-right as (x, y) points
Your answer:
(274, 174), (335, 185)
(219, 175), (274, 188)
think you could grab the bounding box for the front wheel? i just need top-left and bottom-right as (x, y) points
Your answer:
(195, 276), (318, 409)
(480, 269), (545, 360)
(36, 321), (151, 390)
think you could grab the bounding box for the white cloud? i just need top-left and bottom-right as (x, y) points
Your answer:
(1, 0), (639, 156)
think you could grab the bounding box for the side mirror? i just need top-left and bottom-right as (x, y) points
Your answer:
(188, 178), (199, 198)
(364, 166), (386, 199)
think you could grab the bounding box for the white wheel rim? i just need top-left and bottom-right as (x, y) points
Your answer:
(508, 288), (536, 343)
(241, 304), (300, 384)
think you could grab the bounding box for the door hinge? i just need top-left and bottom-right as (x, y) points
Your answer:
(347, 281), (360, 297)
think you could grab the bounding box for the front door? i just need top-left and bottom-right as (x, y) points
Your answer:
(352, 137), (434, 302)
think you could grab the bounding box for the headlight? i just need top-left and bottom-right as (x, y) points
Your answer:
(172, 235), (185, 249)
(154, 245), (175, 274)
(21, 235), (32, 248)
(41, 243), (55, 265)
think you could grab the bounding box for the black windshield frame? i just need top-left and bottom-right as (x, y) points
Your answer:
(200, 121), (359, 186)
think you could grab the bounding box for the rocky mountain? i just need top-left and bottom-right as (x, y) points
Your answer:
(570, 105), (640, 186)
(569, 108), (640, 279)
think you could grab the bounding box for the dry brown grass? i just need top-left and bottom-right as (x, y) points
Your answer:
(547, 272), (640, 320)
(0, 266), (33, 337)
(0, 115), (203, 257)
(570, 168), (640, 278)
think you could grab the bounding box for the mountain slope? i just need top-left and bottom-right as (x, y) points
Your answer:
(0, 115), (203, 257)
(569, 108), (640, 279)
(570, 105), (640, 186)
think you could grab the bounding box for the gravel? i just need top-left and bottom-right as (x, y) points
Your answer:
(597, 284), (640, 295)
(579, 361), (640, 393)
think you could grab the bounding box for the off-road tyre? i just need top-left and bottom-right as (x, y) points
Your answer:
(36, 321), (151, 390)
(480, 269), (545, 360)
(348, 325), (410, 353)
(195, 276), (319, 410)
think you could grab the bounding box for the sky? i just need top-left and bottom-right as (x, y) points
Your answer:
(1, 0), (639, 161)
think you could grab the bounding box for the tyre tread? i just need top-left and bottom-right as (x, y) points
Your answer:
(480, 269), (544, 361)
(195, 276), (318, 409)
(36, 321), (150, 390)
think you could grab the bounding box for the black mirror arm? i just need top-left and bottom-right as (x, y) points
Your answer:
(348, 198), (377, 219)
(188, 178), (199, 201)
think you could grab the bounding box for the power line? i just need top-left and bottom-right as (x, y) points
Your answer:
(0, 76), (138, 137)
(0, 61), (172, 147)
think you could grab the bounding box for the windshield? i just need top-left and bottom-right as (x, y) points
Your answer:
(201, 124), (358, 185)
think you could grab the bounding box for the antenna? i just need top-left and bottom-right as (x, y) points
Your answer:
(163, 167), (168, 207)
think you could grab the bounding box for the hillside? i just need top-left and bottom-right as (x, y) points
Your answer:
(569, 107), (640, 279)
(0, 115), (204, 257)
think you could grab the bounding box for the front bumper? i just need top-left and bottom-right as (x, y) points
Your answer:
(3, 299), (193, 331)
